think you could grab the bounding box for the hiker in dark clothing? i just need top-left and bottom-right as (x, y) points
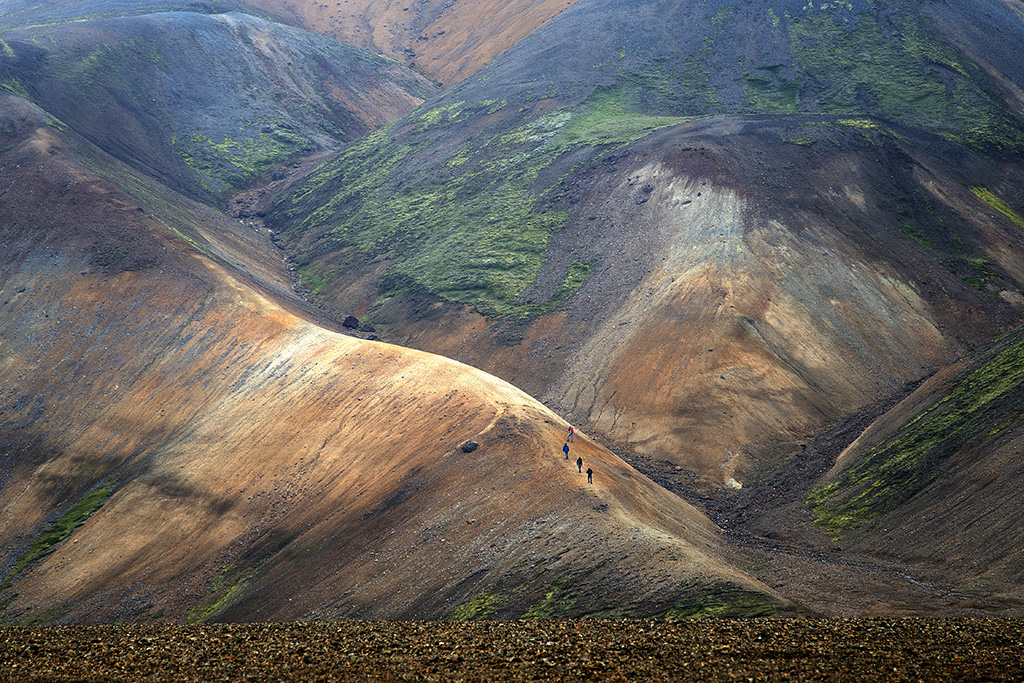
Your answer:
(576, 456), (583, 473)
(563, 443), (569, 459)
(586, 467), (593, 484)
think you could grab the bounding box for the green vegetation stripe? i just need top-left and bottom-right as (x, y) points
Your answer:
(665, 583), (776, 620)
(808, 332), (1024, 532)
(10, 486), (113, 576)
(972, 187), (1024, 230)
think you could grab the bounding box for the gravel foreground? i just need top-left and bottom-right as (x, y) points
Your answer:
(2, 618), (1022, 682)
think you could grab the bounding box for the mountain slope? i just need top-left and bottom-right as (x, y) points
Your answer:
(0, 94), (785, 624)
(270, 0), (1024, 481)
(238, 0), (584, 85)
(806, 323), (1024, 604)
(0, 5), (438, 204)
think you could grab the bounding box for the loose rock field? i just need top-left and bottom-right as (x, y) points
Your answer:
(3, 618), (1022, 682)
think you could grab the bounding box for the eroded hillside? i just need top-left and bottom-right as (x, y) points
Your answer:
(0, 94), (787, 623)
(239, 0), (584, 85)
(271, 0), (1024, 483)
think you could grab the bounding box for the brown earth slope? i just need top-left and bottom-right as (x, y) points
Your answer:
(239, 0), (584, 85)
(0, 94), (784, 624)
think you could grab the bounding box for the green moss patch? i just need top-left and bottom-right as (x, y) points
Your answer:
(522, 577), (576, 620)
(789, 10), (1024, 153)
(808, 330), (1024, 532)
(972, 186), (1024, 230)
(175, 125), (313, 193)
(188, 566), (250, 623)
(665, 582), (776, 619)
(447, 592), (499, 621)
(282, 92), (684, 318)
(9, 486), (113, 576)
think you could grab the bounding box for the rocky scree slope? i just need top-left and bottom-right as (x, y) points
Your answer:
(271, 0), (1024, 481)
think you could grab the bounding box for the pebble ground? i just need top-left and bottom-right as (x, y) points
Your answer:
(3, 618), (1023, 681)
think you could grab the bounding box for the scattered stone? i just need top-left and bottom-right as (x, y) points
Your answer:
(461, 441), (479, 453)
(358, 323), (376, 333)
(642, 183), (653, 193)
(0, 619), (1018, 681)
(636, 195), (648, 204)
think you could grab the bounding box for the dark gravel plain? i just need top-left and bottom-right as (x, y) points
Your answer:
(2, 618), (1023, 682)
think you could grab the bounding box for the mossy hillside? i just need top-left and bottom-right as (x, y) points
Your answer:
(188, 566), (250, 623)
(174, 126), (314, 194)
(6, 486), (113, 578)
(880, 177), (1001, 293)
(789, 7), (1024, 153)
(807, 328), (1024, 533)
(282, 93), (688, 318)
(665, 582), (777, 620)
(447, 592), (499, 621)
(972, 186), (1024, 231)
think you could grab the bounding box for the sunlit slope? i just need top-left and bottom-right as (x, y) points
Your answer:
(0, 96), (781, 623)
(273, 0), (1024, 481)
(0, 5), (437, 204)
(806, 324), (1024, 603)
(239, 0), (583, 85)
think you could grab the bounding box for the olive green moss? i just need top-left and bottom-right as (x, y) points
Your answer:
(972, 186), (1024, 230)
(188, 566), (249, 623)
(175, 125), (313, 193)
(808, 330), (1024, 532)
(665, 582), (776, 620)
(789, 10), (1024, 153)
(283, 95), (685, 318)
(1, 76), (31, 101)
(9, 486), (113, 577)
(447, 592), (499, 621)
(522, 577), (576, 620)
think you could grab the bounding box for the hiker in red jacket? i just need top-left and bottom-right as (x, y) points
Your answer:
(567, 425), (574, 443)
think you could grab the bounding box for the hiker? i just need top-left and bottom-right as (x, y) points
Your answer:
(576, 456), (583, 473)
(563, 443), (570, 459)
(586, 467), (593, 484)
(567, 425), (574, 442)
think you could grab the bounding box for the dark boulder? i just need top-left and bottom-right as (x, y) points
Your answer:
(342, 315), (359, 329)
(461, 441), (479, 453)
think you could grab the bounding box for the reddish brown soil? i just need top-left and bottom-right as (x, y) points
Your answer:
(240, 0), (584, 85)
